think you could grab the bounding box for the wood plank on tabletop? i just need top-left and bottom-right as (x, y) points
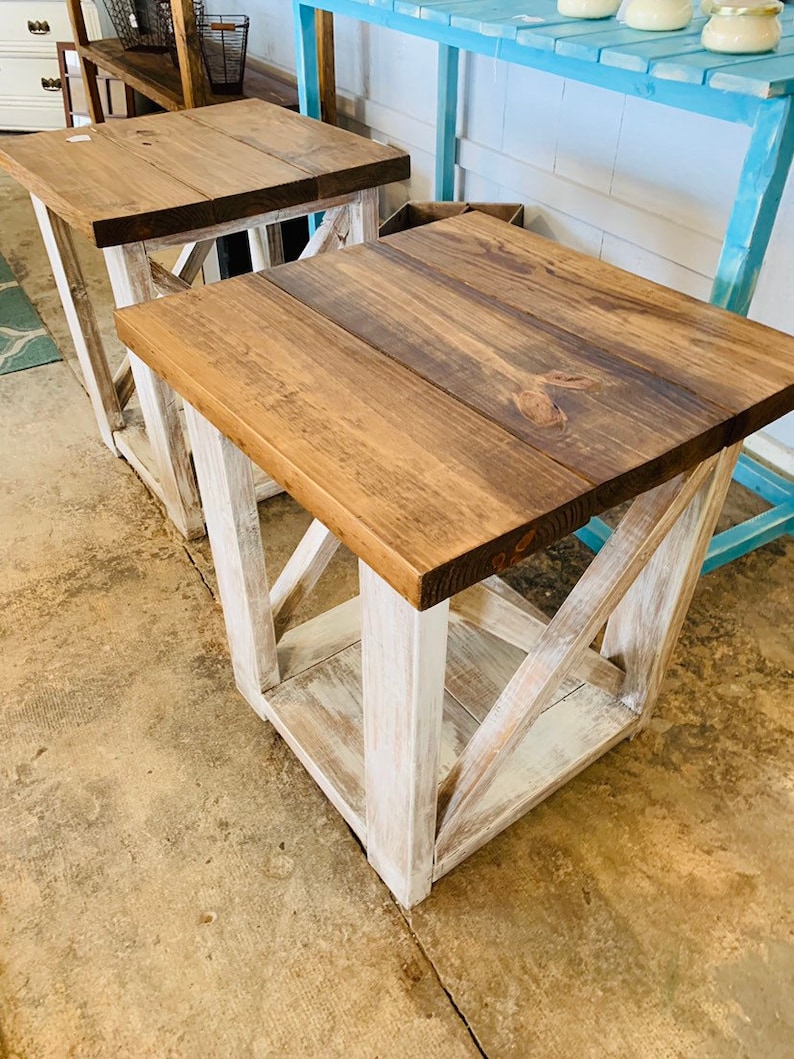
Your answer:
(268, 241), (732, 497)
(93, 110), (320, 226)
(382, 211), (794, 432)
(186, 98), (410, 199)
(0, 126), (211, 248)
(652, 34), (794, 86)
(114, 272), (598, 609)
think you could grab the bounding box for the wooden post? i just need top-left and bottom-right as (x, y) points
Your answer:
(360, 562), (449, 908)
(348, 187), (380, 246)
(316, 9), (337, 125)
(30, 196), (123, 451)
(184, 403), (280, 700)
(601, 443), (742, 726)
(64, 0), (104, 123)
(103, 242), (204, 539)
(172, 0), (209, 109)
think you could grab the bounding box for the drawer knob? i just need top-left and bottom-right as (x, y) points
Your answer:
(27, 19), (51, 34)
(41, 77), (62, 92)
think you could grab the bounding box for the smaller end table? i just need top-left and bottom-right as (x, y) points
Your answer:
(0, 98), (409, 537)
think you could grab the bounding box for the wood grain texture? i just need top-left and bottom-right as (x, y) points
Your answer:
(171, 0), (208, 109)
(114, 271), (597, 608)
(267, 239), (731, 492)
(186, 98), (410, 198)
(383, 211), (794, 433)
(2, 130), (211, 247)
(114, 215), (794, 606)
(0, 99), (408, 247)
(93, 111), (318, 225)
(316, 9), (338, 124)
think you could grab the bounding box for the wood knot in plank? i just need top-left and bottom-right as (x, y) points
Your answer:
(514, 371), (601, 431)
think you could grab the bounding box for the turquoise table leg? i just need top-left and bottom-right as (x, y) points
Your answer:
(435, 44), (460, 200)
(293, 1), (322, 234)
(294, 1), (321, 120)
(577, 98), (794, 569)
(710, 95), (794, 316)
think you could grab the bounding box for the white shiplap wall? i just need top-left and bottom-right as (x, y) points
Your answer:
(246, 3), (794, 452)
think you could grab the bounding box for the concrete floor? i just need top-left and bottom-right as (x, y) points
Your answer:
(1, 170), (793, 1059)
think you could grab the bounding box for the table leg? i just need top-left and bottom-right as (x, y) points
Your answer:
(103, 242), (204, 540)
(601, 443), (741, 726)
(248, 225), (285, 271)
(183, 403), (280, 701)
(436, 44), (460, 201)
(359, 562), (449, 908)
(30, 196), (123, 452)
(710, 95), (794, 316)
(348, 187), (380, 245)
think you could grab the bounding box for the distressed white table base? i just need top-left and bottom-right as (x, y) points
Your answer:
(32, 188), (379, 538)
(184, 401), (740, 907)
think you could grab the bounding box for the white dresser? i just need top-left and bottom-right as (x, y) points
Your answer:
(0, 0), (101, 130)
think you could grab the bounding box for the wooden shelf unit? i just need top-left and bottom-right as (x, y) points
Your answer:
(76, 38), (298, 113)
(64, 0), (312, 122)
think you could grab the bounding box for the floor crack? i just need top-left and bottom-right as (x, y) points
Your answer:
(396, 902), (489, 1058)
(181, 544), (216, 601)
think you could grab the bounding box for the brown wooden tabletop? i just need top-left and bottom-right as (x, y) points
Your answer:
(0, 98), (409, 248)
(114, 212), (794, 609)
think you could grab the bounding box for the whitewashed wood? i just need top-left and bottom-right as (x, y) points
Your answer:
(144, 192), (359, 251)
(277, 596), (361, 683)
(433, 684), (638, 878)
(435, 456), (719, 850)
(174, 239), (214, 284)
(265, 640), (479, 847)
(451, 577), (625, 698)
(114, 422), (161, 499)
(602, 443), (741, 726)
(183, 402), (280, 700)
(347, 186), (380, 245)
(149, 258), (191, 298)
(103, 241), (204, 539)
(30, 194), (123, 451)
(252, 466), (286, 503)
(201, 242), (222, 285)
(269, 518), (341, 641)
(112, 355), (135, 409)
(360, 561), (449, 908)
(298, 205), (351, 259)
(247, 224), (284, 271)
(112, 243), (214, 408)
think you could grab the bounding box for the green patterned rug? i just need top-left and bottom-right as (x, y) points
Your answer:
(0, 253), (61, 375)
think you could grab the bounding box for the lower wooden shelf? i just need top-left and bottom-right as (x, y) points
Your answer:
(255, 589), (638, 885)
(78, 38), (298, 113)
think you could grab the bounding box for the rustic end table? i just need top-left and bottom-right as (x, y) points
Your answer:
(115, 212), (794, 907)
(0, 99), (409, 537)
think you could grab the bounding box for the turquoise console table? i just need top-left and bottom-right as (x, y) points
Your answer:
(293, 0), (794, 569)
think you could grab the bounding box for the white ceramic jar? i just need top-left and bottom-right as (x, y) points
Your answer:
(557, 0), (621, 18)
(701, 0), (783, 53)
(625, 0), (694, 30)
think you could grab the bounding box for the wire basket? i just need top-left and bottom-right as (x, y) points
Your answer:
(199, 14), (249, 94)
(104, 0), (173, 51)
